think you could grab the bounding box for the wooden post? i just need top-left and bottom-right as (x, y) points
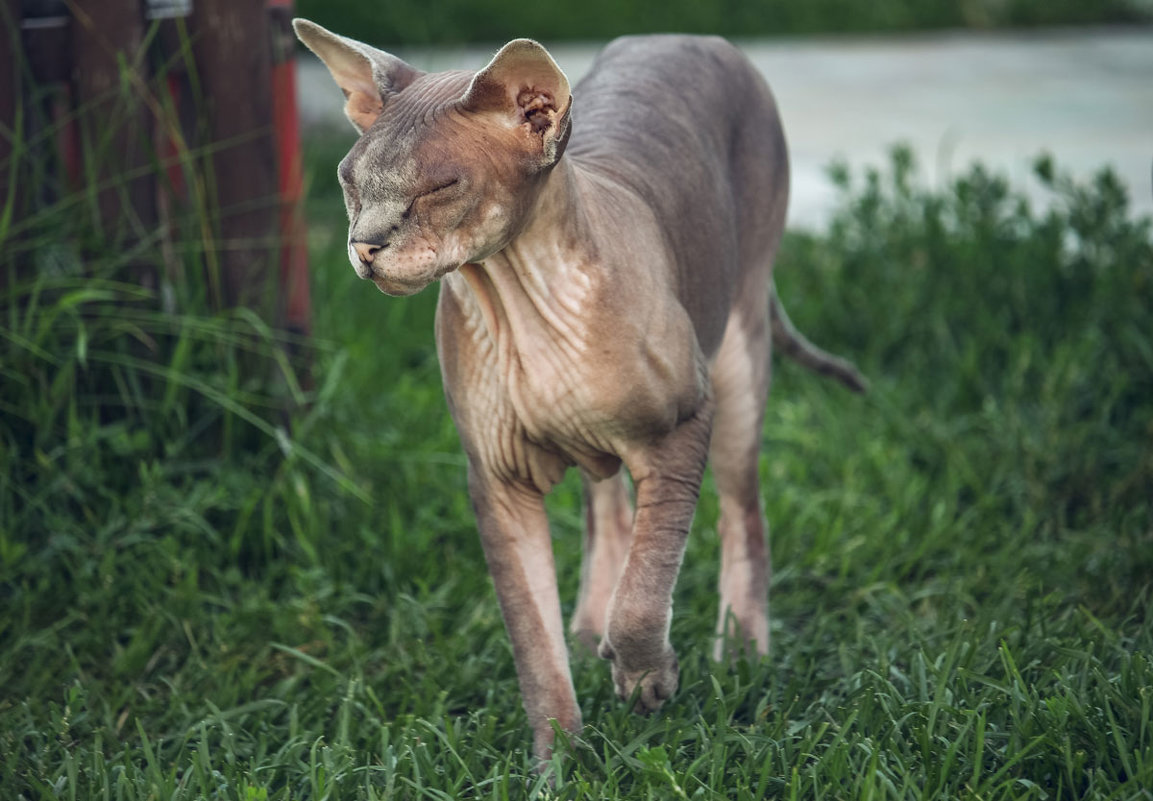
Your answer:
(0, 0), (22, 256)
(71, 0), (157, 250)
(190, 0), (279, 312)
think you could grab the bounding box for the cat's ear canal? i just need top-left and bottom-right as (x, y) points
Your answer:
(293, 18), (422, 134)
(461, 39), (573, 167)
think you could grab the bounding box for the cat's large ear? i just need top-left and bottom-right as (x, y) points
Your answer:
(293, 19), (421, 134)
(461, 40), (572, 167)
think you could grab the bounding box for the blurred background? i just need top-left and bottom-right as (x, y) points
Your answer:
(293, 0), (1153, 43)
(294, 0), (1153, 228)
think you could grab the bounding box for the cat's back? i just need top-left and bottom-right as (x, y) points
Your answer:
(567, 35), (782, 174)
(564, 35), (789, 357)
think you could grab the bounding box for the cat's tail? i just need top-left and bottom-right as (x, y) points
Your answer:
(770, 284), (868, 393)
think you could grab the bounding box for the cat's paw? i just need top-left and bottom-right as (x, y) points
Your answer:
(599, 640), (679, 713)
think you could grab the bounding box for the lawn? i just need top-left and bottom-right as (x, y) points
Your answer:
(1, 132), (1150, 798)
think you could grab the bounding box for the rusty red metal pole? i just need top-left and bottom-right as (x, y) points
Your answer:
(268, 0), (311, 339)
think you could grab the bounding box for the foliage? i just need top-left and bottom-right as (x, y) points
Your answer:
(293, 0), (1153, 46)
(1, 132), (1151, 798)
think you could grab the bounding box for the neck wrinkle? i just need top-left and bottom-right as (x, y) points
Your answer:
(502, 157), (589, 286)
(460, 159), (596, 358)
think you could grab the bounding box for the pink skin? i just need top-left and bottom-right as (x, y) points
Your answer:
(295, 19), (866, 763)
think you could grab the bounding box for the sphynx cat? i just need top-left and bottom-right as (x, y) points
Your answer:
(294, 19), (866, 761)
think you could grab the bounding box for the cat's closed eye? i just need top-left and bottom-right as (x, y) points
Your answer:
(418, 178), (461, 198)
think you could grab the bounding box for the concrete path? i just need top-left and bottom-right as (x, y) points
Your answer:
(297, 28), (1153, 229)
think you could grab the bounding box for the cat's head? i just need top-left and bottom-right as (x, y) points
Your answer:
(294, 20), (572, 295)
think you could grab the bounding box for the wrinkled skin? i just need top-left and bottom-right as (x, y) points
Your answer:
(295, 19), (866, 763)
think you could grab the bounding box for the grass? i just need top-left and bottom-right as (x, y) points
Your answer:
(1, 128), (1151, 798)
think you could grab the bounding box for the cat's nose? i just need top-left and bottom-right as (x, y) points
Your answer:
(351, 240), (386, 265)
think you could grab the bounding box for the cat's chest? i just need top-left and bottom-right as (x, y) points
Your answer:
(436, 271), (704, 486)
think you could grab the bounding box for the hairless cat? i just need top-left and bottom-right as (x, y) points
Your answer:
(295, 19), (866, 761)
